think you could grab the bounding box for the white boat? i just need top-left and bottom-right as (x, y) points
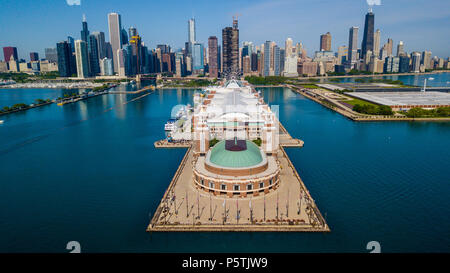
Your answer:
(164, 119), (177, 131)
(0, 120), (4, 124)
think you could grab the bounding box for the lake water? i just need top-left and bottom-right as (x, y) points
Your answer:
(323, 71), (450, 87)
(0, 83), (449, 253)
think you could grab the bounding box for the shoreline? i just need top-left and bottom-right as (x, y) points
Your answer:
(287, 84), (450, 122)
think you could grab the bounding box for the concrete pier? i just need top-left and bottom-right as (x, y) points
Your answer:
(147, 124), (328, 232)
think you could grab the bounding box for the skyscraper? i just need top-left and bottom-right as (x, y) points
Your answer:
(222, 18), (239, 74)
(263, 41), (271, 76)
(57, 41), (74, 77)
(188, 18), (196, 44)
(30, 52), (39, 62)
(273, 45), (281, 76)
(108, 13), (122, 73)
(347, 27), (358, 64)
(208, 36), (218, 78)
(45, 48), (58, 63)
(75, 40), (89, 78)
(88, 34), (100, 76)
(361, 11), (375, 59)
(116, 48), (127, 77)
(92, 32), (106, 60)
(121, 28), (128, 45)
(373, 29), (380, 57)
(3, 47), (18, 62)
(411, 52), (421, 73)
(192, 43), (204, 72)
(320, 32), (331, 51)
(285, 38), (293, 56)
(80, 14), (89, 43)
(67, 36), (75, 53)
(128, 27), (137, 38)
(397, 41), (405, 57)
(421, 51), (432, 69)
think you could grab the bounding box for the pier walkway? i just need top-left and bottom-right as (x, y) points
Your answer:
(147, 123), (328, 232)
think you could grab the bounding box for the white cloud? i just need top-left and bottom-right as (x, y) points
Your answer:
(367, 0), (381, 5)
(66, 0), (81, 6)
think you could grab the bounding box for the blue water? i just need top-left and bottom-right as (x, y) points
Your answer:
(0, 88), (89, 108)
(0, 84), (449, 253)
(320, 72), (450, 87)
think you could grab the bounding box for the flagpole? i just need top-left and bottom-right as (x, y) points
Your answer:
(186, 191), (189, 217)
(264, 194), (266, 221)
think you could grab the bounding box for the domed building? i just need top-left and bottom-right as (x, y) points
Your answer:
(192, 80), (280, 197)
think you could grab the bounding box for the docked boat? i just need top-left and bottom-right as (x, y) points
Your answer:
(164, 118), (177, 131)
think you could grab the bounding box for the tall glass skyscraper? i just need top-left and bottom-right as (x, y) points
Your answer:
(192, 42), (204, 71)
(361, 11), (375, 59)
(80, 14), (89, 43)
(57, 41), (74, 77)
(88, 34), (100, 76)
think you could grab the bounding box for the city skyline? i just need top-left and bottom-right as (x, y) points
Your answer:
(1, 0), (449, 61)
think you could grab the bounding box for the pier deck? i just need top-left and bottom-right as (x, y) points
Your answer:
(147, 124), (328, 232)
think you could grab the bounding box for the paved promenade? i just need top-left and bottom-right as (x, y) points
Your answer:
(147, 125), (328, 232)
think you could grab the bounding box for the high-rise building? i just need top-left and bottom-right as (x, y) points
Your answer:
(129, 34), (142, 75)
(45, 48), (58, 63)
(347, 27), (359, 64)
(128, 27), (137, 39)
(251, 52), (258, 72)
(121, 28), (128, 45)
(187, 18), (196, 57)
(337, 46), (348, 65)
(383, 56), (399, 73)
(75, 40), (89, 78)
(411, 52), (421, 73)
(188, 18), (196, 44)
(80, 14), (89, 43)
(100, 58), (114, 76)
(263, 41), (272, 76)
(283, 54), (298, 77)
(274, 45), (281, 76)
(57, 41), (75, 77)
(320, 32), (332, 51)
(361, 11), (375, 59)
(397, 41), (405, 57)
(30, 52), (39, 62)
(192, 42), (204, 72)
(88, 34), (100, 76)
(108, 12), (122, 74)
(208, 36), (218, 78)
(67, 36), (75, 53)
(116, 48), (127, 77)
(92, 32), (106, 60)
(285, 38), (293, 56)
(399, 55), (410, 73)
(373, 29), (380, 57)
(3, 47), (18, 62)
(222, 18), (239, 75)
(384, 39), (393, 56)
(421, 51), (432, 70)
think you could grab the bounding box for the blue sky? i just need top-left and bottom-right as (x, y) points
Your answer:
(1, 0), (449, 61)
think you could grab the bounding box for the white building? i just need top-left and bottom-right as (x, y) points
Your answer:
(283, 55), (298, 77)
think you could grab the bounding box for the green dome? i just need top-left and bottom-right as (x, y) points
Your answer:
(209, 140), (263, 168)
